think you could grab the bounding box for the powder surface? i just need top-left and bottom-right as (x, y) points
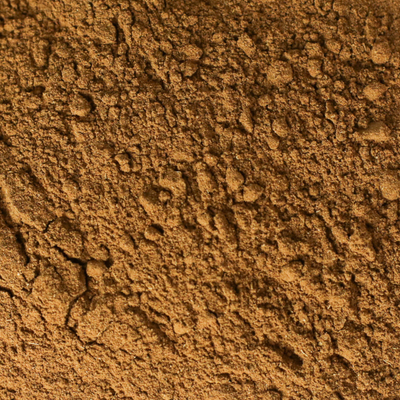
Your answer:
(1, 0), (400, 399)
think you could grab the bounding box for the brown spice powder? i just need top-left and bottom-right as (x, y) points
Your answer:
(1, 0), (400, 398)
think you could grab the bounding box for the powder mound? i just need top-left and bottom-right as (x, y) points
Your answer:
(266, 134), (280, 149)
(115, 153), (131, 173)
(1, 172), (54, 231)
(237, 34), (256, 58)
(159, 169), (186, 197)
(370, 40), (391, 64)
(280, 262), (302, 283)
(214, 212), (237, 247)
(380, 172), (400, 201)
(86, 260), (107, 280)
(32, 268), (74, 326)
(73, 300), (114, 343)
(144, 225), (163, 241)
(93, 20), (116, 44)
(272, 118), (289, 138)
(139, 189), (163, 220)
(356, 121), (391, 142)
(307, 59), (323, 78)
(70, 94), (91, 117)
(182, 44), (203, 61)
(173, 321), (190, 336)
(243, 183), (263, 202)
(268, 61), (293, 86)
(363, 82), (387, 101)
(348, 226), (376, 262)
(196, 165), (218, 194)
(46, 219), (84, 259)
(226, 167), (244, 191)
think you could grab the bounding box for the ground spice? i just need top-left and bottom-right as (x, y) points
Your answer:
(1, 0), (400, 398)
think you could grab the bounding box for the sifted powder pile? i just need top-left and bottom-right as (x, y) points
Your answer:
(1, 0), (400, 399)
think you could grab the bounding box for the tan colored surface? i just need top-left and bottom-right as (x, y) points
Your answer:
(0, 0), (400, 398)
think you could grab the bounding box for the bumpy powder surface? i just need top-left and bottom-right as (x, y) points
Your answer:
(1, 0), (400, 398)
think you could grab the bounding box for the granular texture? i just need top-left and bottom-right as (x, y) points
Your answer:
(1, 0), (400, 398)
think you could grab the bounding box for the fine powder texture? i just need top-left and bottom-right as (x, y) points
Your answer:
(1, 0), (400, 398)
